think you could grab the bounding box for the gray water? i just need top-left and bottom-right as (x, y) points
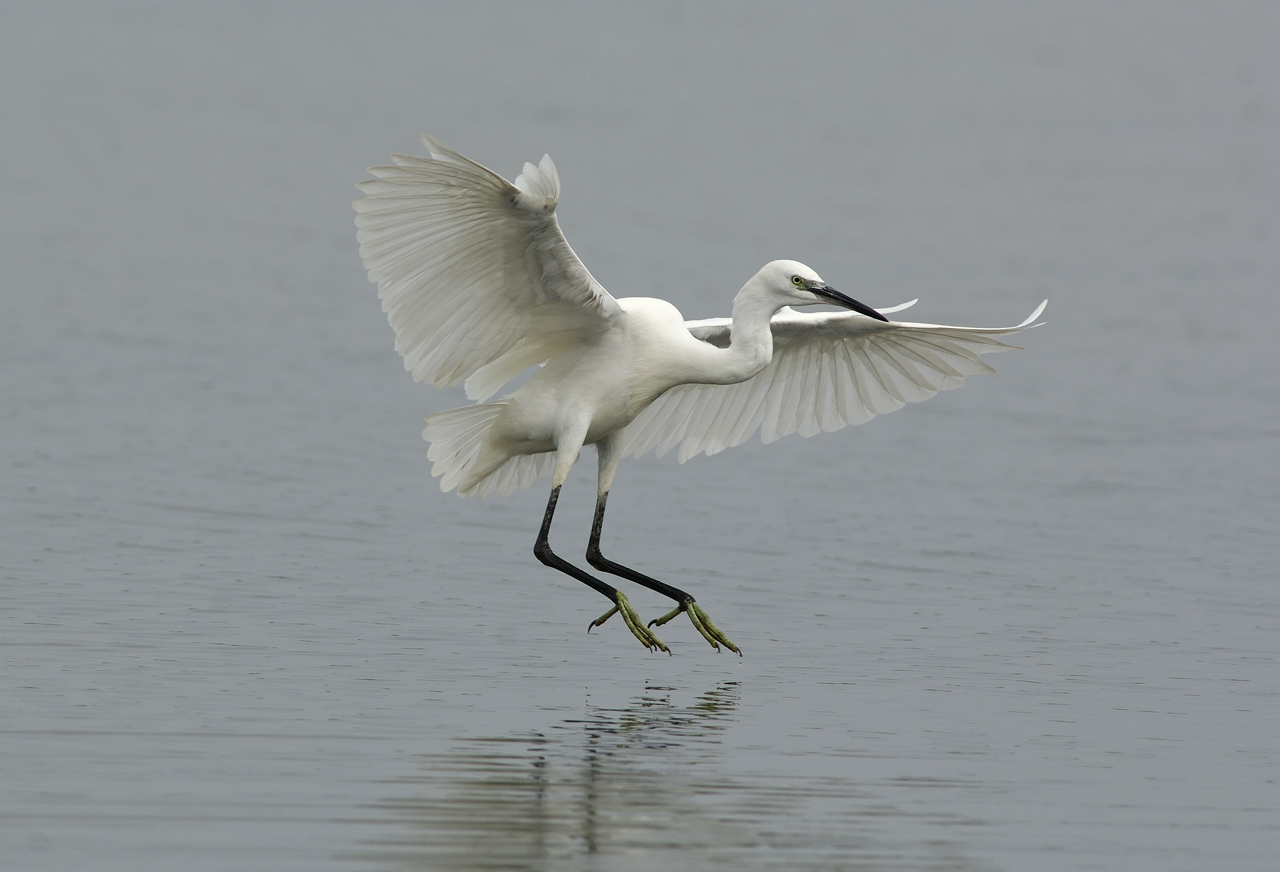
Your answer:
(2, 3), (1277, 870)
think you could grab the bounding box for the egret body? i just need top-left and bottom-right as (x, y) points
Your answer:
(355, 135), (1044, 653)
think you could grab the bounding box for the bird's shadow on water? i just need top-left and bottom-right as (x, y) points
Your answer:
(340, 682), (985, 872)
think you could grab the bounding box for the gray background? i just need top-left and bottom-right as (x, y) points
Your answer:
(2, 2), (1276, 870)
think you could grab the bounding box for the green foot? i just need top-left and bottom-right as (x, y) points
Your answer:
(649, 599), (742, 655)
(589, 591), (669, 654)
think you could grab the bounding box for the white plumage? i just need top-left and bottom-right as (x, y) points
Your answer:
(355, 135), (1044, 653)
(625, 302), (1044, 463)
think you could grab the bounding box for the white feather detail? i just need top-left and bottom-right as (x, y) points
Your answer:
(422, 400), (556, 498)
(355, 135), (620, 401)
(620, 302), (1046, 462)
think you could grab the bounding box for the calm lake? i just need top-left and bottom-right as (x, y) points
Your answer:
(2, 3), (1276, 870)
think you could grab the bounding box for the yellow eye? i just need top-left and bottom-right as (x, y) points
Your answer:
(791, 275), (804, 286)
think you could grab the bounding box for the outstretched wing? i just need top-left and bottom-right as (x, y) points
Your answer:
(355, 135), (621, 401)
(619, 301), (1047, 463)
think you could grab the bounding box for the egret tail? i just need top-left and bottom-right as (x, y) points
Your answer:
(423, 402), (555, 498)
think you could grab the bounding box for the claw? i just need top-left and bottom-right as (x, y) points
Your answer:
(689, 600), (741, 656)
(588, 605), (619, 632)
(649, 604), (684, 628)
(590, 592), (669, 654)
(648, 598), (741, 655)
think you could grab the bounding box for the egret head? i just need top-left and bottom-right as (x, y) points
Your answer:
(760, 260), (889, 321)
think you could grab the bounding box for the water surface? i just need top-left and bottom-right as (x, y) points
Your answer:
(2, 3), (1276, 870)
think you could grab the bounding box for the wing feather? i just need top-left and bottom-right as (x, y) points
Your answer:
(355, 135), (621, 400)
(679, 377), (734, 462)
(660, 388), (703, 457)
(729, 365), (774, 445)
(795, 344), (824, 438)
(621, 303), (1045, 462)
(817, 345), (844, 433)
(882, 336), (967, 384)
(874, 342), (937, 401)
(775, 344), (806, 440)
(853, 341), (905, 411)
(759, 347), (793, 444)
(834, 343), (873, 427)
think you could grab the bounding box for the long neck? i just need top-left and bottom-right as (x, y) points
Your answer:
(695, 282), (780, 386)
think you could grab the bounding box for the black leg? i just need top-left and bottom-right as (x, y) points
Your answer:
(585, 490), (692, 601)
(585, 490), (741, 655)
(533, 485), (668, 653)
(535, 485), (619, 600)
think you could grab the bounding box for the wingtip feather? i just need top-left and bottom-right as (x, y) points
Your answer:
(1016, 299), (1049, 329)
(877, 299), (918, 315)
(419, 132), (453, 160)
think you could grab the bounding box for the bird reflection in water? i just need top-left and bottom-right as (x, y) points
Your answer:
(344, 682), (981, 871)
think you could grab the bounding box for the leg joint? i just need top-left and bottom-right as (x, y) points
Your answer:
(584, 544), (606, 571)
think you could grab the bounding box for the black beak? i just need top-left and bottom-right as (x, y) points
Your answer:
(812, 285), (890, 322)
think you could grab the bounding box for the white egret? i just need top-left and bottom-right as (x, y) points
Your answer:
(355, 135), (1045, 654)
